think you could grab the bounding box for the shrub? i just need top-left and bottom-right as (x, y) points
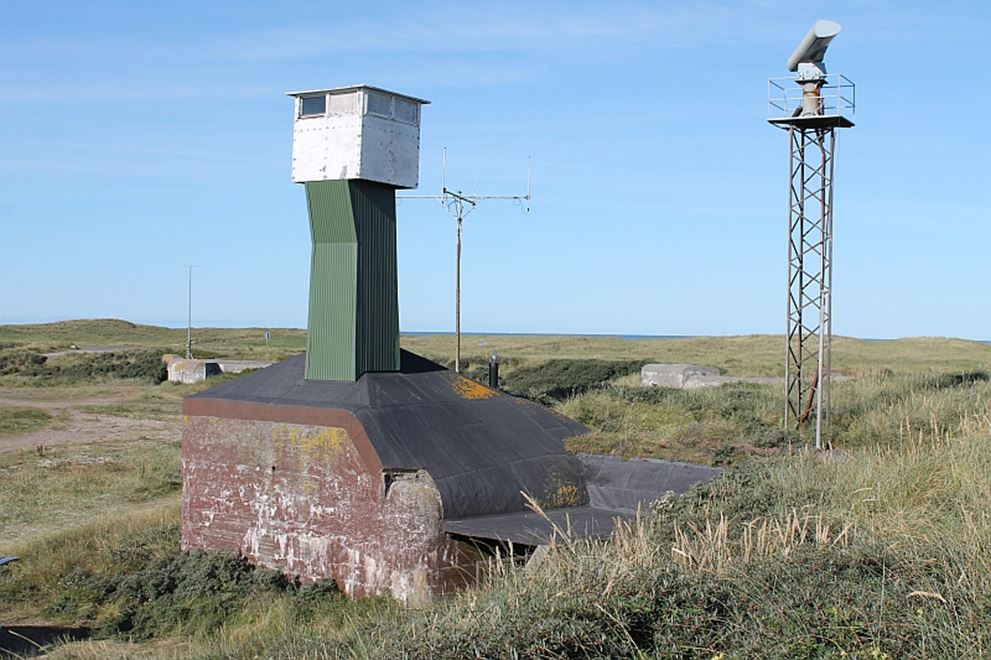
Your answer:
(503, 359), (643, 401)
(0, 348), (47, 375)
(8, 516), (342, 641)
(7, 349), (168, 384)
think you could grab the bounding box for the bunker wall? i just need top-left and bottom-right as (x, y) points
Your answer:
(182, 415), (471, 604)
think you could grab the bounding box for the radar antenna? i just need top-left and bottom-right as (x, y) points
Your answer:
(767, 20), (856, 449)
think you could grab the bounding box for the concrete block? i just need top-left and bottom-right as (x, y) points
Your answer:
(641, 363), (722, 389)
(162, 355), (273, 384)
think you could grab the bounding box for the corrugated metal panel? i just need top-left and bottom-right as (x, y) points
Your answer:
(352, 180), (400, 375)
(304, 180), (399, 381)
(305, 181), (357, 381)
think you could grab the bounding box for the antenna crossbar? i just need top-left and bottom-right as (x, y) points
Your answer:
(398, 148), (531, 372)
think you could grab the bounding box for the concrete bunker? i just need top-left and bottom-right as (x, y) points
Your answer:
(181, 351), (720, 604)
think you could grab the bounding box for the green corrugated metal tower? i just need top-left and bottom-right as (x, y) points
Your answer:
(288, 85), (428, 381)
(304, 180), (400, 381)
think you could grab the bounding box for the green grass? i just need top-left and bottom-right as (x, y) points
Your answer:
(0, 436), (181, 546)
(0, 319), (307, 361)
(80, 401), (180, 421)
(2, 322), (991, 657)
(3, 319), (991, 373)
(0, 406), (51, 434)
(403, 333), (991, 377)
(559, 369), (991, 465)
(207, 415), (991, 658)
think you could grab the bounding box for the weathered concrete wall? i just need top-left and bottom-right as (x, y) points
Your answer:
(164, 355), (272, 384)
(641, 363), (722, 388)
(641, 364), (847, 389)
(166, 358), (221, 384)
(182, 415), (482, 604)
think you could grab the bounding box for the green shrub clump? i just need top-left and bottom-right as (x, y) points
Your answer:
(1, 349), (168, 384)
(0, 347), (47, 375)
(503, 359), (643, 401)
(28, 544), (340, 640)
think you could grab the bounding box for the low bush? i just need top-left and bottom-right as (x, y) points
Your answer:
(0, 508), (342, 642)
(3, 349), (168, 384)
(0, 347), (47, 375)
(503, 359), (643, 402)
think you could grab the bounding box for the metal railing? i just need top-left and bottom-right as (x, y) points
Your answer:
(768, 73), (855, 120)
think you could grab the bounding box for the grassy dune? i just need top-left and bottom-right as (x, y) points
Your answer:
(0, 319), (306, 361)
(4, 319), (990, 373)
(1, 320), (990, 657)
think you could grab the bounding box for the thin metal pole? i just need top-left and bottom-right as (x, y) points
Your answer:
(185, 265), (195, 359)
(398, 150), (529, 372)
(455, 210), (462, 373)
(824, 130), (837, 428)
(815, 130), (827, 450)
(796, 130), (806, 432)
(784, 128), (795, 431)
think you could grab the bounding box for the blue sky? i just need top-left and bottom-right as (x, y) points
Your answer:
(1, 1), (988, 338)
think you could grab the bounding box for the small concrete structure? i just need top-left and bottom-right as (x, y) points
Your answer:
(641, 364), (850, 389)
(641, 363), (723, 388)
(163, 355), (273, 385)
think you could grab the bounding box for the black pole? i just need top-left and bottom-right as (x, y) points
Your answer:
(488, 352), (499, 389)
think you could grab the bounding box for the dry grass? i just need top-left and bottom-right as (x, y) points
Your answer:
(2, 324), (991, 657)
(671, 510), (857, 572)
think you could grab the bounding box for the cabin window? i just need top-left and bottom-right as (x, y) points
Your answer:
(328, 91), (359, 115)
(366, 91), (393, 118)
(394, 98), (419, 124)
(299, 95), (326, 117)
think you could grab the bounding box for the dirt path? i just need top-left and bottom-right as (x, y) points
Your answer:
(0, 394), (180, 452)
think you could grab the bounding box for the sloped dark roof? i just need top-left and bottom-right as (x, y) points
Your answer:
(187, 351), (589, 520)
(444, 506), (629, 546)
(581, 454), (722, 514)
(443, 456), (722, 545)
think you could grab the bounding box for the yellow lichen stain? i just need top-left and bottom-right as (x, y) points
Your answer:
(301, 427), (348, 455)
(273, 424), (349, 461)
(272, 424), (293, 449)
(541, 481), (584, 509)
(301, 472), (318, 496)
(536, 468), (588, 509)
(451, 375), (496, 400)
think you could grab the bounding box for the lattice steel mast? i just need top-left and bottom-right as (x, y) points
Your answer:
(768, 20), (855, 449)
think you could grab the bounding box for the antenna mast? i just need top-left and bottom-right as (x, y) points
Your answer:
(183, 264), (198, 359)
(768, 20), (855, 449)
(401, 148), (531, 372)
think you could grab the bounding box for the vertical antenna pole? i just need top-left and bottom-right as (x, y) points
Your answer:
(442, 147), (447, 197)
(399, 149), (531, 373)
(526, 156), (532, 212)
(455, 207), (463, 373)
(185, 265), (195, 359)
